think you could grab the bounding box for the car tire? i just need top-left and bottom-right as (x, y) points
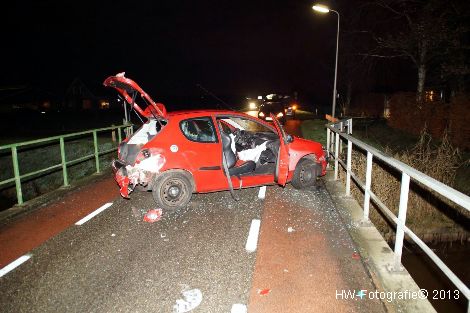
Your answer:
(152, 171), (193, 213)
(291, 158), (318, 189)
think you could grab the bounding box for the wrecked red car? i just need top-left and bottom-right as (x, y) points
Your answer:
(104, 73), (327, 212)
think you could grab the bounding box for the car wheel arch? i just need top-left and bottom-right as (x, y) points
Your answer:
(291, 155), (322, 189)
(293, 153), (318, 168)
(153, 168), (196, 192)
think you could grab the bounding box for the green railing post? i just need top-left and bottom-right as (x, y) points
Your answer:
(93, 131), (100, 173)
(11, 146), (23, 205)
(59, 137), (69, 186)
(0, 123), (128, 206)
(117, 126), (122, 143)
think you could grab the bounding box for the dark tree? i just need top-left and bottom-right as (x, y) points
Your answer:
(352, 0), (469, 100)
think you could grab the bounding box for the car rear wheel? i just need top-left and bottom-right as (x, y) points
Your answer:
(291, 158), (318, 189)
(152, 171), (193, 213)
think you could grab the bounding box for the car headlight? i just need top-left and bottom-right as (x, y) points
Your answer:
(277, 112), (284, 117)
(259, 112), (265, 117)
(249, 102), (257, 109)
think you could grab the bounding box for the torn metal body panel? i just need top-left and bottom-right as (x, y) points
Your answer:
(113, 148), (165, 197)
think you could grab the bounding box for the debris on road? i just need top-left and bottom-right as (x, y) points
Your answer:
(173, 288), (203, 313)
(257, 288), (271, 296)
(111, 233), (116, 237)
(231, 303), (247, 313)
(352, 252), (360, 260)
(287, 226), (295, 233)
(143, 209), (163, 223)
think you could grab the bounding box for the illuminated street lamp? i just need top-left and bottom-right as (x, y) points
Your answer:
(312, 4), (340, 118)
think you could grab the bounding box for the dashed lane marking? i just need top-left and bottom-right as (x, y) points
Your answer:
(245, 219), (261, 253)
(258, 186), (266, 199)
(231, 303), (247, 313)
(0, 254), (32, 278)
(75, 202), (113, 226)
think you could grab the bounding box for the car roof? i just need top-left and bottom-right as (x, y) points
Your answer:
(168, 109), (245, 117)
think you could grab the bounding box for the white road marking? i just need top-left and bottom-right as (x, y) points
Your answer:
(75, 202), (113, 225)
(231, 303), (247, 313)
(258, 186), (266, 199)
(245, 219), (261, 253)
(0, 254), (32, 278)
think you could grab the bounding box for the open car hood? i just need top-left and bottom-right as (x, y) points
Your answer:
(103, 73), (167, 119)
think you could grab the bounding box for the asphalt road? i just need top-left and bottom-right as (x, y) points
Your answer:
(1, 187), (264, 313)
(0, 119), (384, 313)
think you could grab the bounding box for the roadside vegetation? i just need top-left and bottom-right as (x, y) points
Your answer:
(301, 117), (469, 241)
(294, 110), (317, 121)
(349, 129), (468, 239)
(353, 119), (470, 196)
(299, 119), (327, 147)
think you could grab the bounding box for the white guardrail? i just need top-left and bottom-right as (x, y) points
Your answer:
(326, 118), (470, 312)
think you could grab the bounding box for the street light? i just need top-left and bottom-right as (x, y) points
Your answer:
(312, 4), (340, 119)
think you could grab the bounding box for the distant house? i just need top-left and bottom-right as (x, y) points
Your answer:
(63, 78), (117, 111)
(424, 88), (448, 103)
(0, 85), (59, 113)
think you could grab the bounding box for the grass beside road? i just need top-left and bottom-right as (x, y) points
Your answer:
(300, 117), (469, 196)
(299, 119), (327, 147)
(300, 115), (469, 240)
(294, 110), (317, 120)
(352, 119), (470, 196)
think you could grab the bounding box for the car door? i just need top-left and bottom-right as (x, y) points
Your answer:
(178, 116), (227, 192)
(270, 113), (290, 186)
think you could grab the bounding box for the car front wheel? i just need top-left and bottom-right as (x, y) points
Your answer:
(152, 171), (193, 213)
(291, 158), (319, 189)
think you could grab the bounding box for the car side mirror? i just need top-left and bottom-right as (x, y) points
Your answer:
(286, 134), (294, 143)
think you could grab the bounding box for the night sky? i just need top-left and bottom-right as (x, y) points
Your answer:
(2, 0), (342, 107)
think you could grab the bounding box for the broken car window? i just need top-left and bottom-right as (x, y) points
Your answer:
(180, 117), (217, 143)
(223, 117), (275, 133)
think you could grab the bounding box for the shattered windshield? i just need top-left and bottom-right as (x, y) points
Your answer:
(221, 117), (275, 133)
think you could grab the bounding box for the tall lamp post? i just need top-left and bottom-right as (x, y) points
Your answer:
(312, 4), (340, 119)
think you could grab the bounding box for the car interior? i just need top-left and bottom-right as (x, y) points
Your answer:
(118, 118), (166, 165)
(218, 117), (280, 177)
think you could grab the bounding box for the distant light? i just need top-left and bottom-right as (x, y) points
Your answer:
(100, 100), (110, 109)
(277, 112), (284, 118)
(249, 102), (257, 109)
(259, 112), (265, 117)
(292, 104), (298, 110)
(257, 96), (263, 100)
(41, 111), (46, 114)
(312, 4), (330, 13)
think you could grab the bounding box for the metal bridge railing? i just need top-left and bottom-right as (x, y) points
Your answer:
(326, 118), (470, 312)
(0, 124), (133, 206)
